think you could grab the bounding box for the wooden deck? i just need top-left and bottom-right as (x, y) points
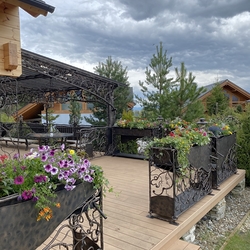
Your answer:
(90, 156), (245, 250)
(0, 144), (245, 250)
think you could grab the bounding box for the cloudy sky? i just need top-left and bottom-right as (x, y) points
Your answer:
(20, 0), (250, 105)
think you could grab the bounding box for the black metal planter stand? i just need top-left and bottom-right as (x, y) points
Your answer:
(148, 145), (213, 224)
(112, 127), (158, 159)
(210, 133), (238, 189)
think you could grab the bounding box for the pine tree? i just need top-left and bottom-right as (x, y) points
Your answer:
(170, 62), (206, 121)
(206, 83), (229, 115)
(85, 57), (132, 126)
(68, 94), (82, 125)
(135, 42), (174, 120)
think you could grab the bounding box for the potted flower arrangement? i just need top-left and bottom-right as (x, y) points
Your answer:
(113, 110), (159, 158)
(0, 144), (110, 249)
(146, 121), (211, 175)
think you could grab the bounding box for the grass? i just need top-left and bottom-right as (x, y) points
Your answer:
(222, 230), (250, 250)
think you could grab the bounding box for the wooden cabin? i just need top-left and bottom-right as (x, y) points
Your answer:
(0, 0), (54, 77)
(199, 79), (250, 112)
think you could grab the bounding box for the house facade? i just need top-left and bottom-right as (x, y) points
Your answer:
(199, 79), (250, 112)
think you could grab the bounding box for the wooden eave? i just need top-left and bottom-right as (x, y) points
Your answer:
(0, 0), (55, 17)
(199, 79), (250, 101)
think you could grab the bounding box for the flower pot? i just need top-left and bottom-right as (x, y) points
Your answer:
(210, 133), (237, 188)
(0, 182), (96, 250)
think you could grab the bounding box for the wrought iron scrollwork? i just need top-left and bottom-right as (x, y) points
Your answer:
(42, 190), (104, 250)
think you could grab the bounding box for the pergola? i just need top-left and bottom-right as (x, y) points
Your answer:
(0, 49), (124, 126)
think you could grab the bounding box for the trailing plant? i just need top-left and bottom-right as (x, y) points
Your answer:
(145, 119), (211, 176)
(0, 144), (110, 221)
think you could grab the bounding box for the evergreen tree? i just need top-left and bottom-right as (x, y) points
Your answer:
(135, 42), (174, 120)
(170, 62), (206, 121)
(85, 57), (132, 126)
(237, 104), (250, 185)
(206, 83), (229, 115)
(68, 93), (82, 125)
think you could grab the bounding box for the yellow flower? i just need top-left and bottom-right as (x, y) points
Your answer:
(69, 149), (75, 155)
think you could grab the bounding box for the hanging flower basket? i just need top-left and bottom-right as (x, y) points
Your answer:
(0, 181), (95, 250)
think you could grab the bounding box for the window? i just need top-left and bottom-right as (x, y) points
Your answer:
(87, 103), (94, 110)
(232, 95), (239, 102)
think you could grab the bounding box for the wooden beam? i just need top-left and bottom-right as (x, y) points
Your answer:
(3, 42), (18, 70)
(2, 0), (48, 17)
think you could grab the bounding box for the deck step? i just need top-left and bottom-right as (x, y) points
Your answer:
(167, 240), (201, 250)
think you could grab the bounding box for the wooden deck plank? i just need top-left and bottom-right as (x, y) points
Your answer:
(167, 239), (200, 250)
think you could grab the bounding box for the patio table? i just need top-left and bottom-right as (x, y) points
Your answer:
(27, 132), (73, 146)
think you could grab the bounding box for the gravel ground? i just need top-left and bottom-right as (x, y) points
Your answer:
(193, 186), (250, 250)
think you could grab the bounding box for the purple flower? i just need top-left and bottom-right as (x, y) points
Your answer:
(17, 195), (22, 201)
(65, 184), (76, 191)
(61, 144), (65, 151)
(32, 196), (39, 202)
(14, 176), (24, 185)
(49, 149), (55, 156)
(21, 166), (26, 170)
(21, 190), (33, 200)
(58, 172), (64, 180)
(44, 164), (53, 172)
(66, 178), (76, 185)
(41, 153), (48, 161)
(84, 175), (93, 182)
(38, 145), (46, 152)
(13, 153), (19, 159)
(34, 175), (47, 183)
(83, 159), (90, 167)
(51, 167), (59, 175)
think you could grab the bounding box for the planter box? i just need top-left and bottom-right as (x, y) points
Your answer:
(0, 182), (98, 250)
(149, 144), (212, 224)
(112, 127), (158, 158)
(112, 127), (157, 138)
(211, 133), (237, 188)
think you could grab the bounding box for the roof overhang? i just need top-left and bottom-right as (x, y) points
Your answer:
(1, 0), (55, 17)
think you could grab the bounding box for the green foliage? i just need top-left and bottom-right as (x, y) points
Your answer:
(40, 109), (59, 132)
(0, 113), (15, 122)
(121, 110), (134, 121)
(236, 104), (250, 186)
(206, 83), (229, 115)
(135, 42), (174, 120)
(118, 139), (138, 154)
(145, 119), (211, 176)
(170, 62), (206, 121)
(136, 44), (205, 122)
(85, 56), (132, 125)
(68, 94), (83, 125)
(183, 100), (204, 122)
